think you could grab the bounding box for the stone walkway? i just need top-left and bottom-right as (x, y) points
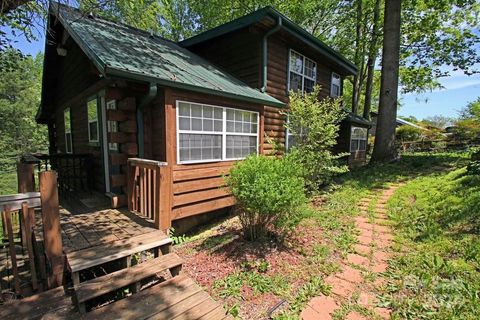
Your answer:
(301, 184), (402, 320)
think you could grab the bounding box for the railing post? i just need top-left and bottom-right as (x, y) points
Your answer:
(39, 171), (64, 289)
(126, 160), (135, 211)
(17, 162), (35, 193)
(158, 165), (172, 231)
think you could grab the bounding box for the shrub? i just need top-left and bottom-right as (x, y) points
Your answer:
(396, 125), (423, 142)
(226, 155), (307, 240)
(284, 86), (348, 192)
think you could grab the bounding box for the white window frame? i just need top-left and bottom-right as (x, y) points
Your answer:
(87, 97), (99, 143)
(64, 108), (72, 154)
(288, 49), (317, 94)
(106, 100), (119, 151)
(331, 72), (341, 98)
(176, 100), (259, 164)
(350, 126), (368, 152)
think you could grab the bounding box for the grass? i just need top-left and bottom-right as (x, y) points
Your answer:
(0, 170), (17, 195)
(384, 165), (480, 319)
(174, 152), (471, 319)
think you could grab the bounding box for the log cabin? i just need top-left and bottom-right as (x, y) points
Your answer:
(37, 3), (371, 231)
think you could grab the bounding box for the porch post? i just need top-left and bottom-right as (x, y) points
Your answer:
(39, 171), (64, 288)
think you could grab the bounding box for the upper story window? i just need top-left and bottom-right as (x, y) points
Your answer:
(331, 72), (341, 98)
(64, 108), (72, 153)
(177, 101), (258, 164)
(350, 126), (368, 152)
(87, 98), (99, 143)
(288, 50), (317, 94)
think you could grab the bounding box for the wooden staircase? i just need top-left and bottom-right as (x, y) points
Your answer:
(1, 230), (230, 319)
(64, 230), (230, 319)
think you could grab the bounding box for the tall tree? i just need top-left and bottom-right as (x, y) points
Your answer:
(372, 0), (401, 161)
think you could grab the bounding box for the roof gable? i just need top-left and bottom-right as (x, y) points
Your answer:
(50, 3), (284, 108)
(180, 6), (357, 75)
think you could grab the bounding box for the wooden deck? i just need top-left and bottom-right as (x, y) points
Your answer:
(35, 196), (157, 254)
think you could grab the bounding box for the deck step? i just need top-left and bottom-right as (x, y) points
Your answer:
(87, 274), (230, 320)
(66, 230), (171, 273)
(0, 286), (76, 320)
(75, 252), (184, 304)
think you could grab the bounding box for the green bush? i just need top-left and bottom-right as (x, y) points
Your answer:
(226, 155), (307, 240)
(396, 125), (423, 142)
(284, 86), (348, 192)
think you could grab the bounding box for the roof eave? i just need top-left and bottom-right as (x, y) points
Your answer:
(105, 66), (286, 108)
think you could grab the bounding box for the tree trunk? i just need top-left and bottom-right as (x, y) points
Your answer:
(372, 0), (401, 162)
(363, 0), (381, 119)
(351, 0), (363, 115)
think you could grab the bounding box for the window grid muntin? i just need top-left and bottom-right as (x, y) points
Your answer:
(350, 126), (368, 152)
(176, 101), (259, 164)
(106, 100), (119, 151)
(288, 49), (317, 94)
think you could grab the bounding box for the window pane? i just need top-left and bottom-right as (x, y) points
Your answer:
(203, 106), (213, 118)
(179, 117), (190, 130)
(289, 72), (302, 92)
(179, 102), (190, 116)
(179, 134), (222, 162)
(304, 78), (315, 94)
(203, 119), (213, 131)
(192, 105), (202, 117)
(192, 118), (202, 131)
(65, 132), (72, 153)
(89, 121), (98, 141)
(214, 120), (223, 132)
(87, 99), (97, 122)
(331, 84), (340, 97)
(350, 139), (359, 152)
(214, 108), (223, 119)
(226, 109), (234, 120)
(290, 52), (303, 74)
(64, 108), (71, 132)
(359, 140), (367, 151)
(304, 58), (316, 79)
(226, 135), (257, 159)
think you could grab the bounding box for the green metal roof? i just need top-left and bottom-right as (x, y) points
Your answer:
(51, 3), (285, 108)
(344, 111), (373, 127)
(180, 6), (357, 76)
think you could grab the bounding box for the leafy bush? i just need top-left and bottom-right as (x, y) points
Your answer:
(396, 125), (423, 142)
(226, 155), (307, 240)
(284, 86), (348, 192)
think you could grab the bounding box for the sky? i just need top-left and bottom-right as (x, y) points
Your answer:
(6, 29), (480, 121)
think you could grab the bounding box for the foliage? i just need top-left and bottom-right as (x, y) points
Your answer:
(396, 125), (423, 142)
(226, 154), (307, 241)
(167, 227), (189, 245)
(386, 167), (480, 319)
(284, 86), (348, 191)
(0, 49), (47, 159)
(421, 115), (455, 129)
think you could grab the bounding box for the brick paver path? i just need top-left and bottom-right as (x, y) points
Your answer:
(301, 183), (403, 320)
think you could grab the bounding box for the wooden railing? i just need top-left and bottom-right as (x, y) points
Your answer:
(0, 164), (63, 295)
(127, 158), (171, 230)
(0, 192), (40, 294)
(21, 153), (94, 196)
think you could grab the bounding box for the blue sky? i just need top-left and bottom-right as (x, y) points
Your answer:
(6, 29), (480, 120)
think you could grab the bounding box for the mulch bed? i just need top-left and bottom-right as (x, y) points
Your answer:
(174, 214), (342, 319)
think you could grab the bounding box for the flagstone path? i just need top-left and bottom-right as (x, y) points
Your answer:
(301, 183), (403, 320)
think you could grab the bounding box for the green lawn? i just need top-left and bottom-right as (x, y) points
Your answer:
(174, 152), (471, 319)
(384, 165), (480, 319)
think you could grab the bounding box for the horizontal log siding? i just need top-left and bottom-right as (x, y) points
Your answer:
(184, 27), (261, 89)
(164, 88), (271, 221)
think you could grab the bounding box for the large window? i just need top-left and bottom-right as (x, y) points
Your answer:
(64, 108), (72, 153)
(331, 72), (341, 97)
(87, 98), (99, 143)
(177, 101), (258, 164)
(288, 50), (317, 94)
(350, 126), (368, 152)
